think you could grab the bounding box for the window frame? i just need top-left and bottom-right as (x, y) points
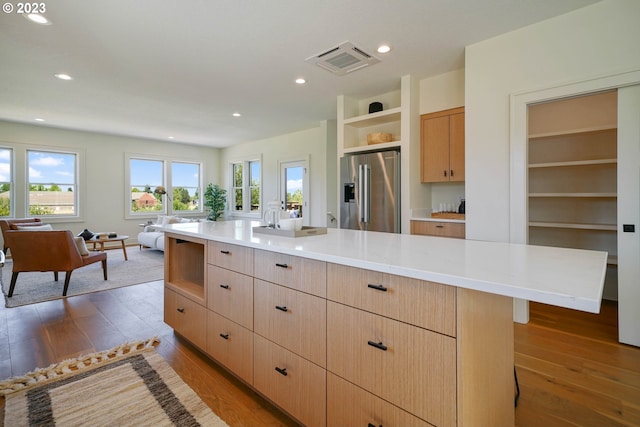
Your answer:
(0, 146), (14, 218)
(125, 153), (204, 219)
(228, 155), (261, 219)
(27, 148), (81, 219)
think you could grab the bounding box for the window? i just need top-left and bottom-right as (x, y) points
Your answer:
(280, 160), (308, 220)
(129, 158), (164, 215)
(128, 156), (203, 217)
(231, 159), (261, 215)
(171, 162), (201, 213)
(27, 150), (77, 216)
(0, 148), (12, 217)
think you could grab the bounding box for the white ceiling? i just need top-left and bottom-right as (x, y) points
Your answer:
(0, 0), (600, 148)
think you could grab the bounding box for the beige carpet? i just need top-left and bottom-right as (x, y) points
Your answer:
(1, 248), (164, 308)
(0, 338), (228, 427)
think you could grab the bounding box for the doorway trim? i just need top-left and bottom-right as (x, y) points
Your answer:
(509, 68), (640, 324)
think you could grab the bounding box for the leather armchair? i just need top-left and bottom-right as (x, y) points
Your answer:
(0, 218), (42, 256)
(4, 230), (107, 297)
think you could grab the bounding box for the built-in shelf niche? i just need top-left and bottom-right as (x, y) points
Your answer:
(527, 90), (618, 270)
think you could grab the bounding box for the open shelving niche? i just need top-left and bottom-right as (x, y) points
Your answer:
(338, 87), (403, 155)
(527, 91), (618, 297)
(164, 233), (207, 304)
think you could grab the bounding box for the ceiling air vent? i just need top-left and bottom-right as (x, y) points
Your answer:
(306, 41), (380, 76)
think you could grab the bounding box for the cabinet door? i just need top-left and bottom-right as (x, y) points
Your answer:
(207, 265), (253, 330)
(164, 287), (207, 350)
(327, 373), (432, 427)
(421, 115), (450, 183)
(327, 301), (456, 427)
(253, 335), (326, 427)
(254, 279), (326, 367)
(449, 112), (465, 182)
(206, 311), (253, 385)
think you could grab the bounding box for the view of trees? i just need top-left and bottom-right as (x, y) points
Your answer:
(130, 186), (199, 213)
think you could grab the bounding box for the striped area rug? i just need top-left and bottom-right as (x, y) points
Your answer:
(0, 338), (227, 427)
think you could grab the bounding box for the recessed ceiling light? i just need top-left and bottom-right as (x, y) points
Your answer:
(35, 118), (45, 122)
(54, 73), (73, 81)
(295, 78), (306, 85)
(377, 44), (391, 54)
(167, 136), (175, 139)
(232, 112), (241, 117)
(25, 13), (51, 25)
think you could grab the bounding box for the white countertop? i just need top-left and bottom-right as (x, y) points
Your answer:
(161, 220), (606, 313)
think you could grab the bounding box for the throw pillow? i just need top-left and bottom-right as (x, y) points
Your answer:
(74, 236), (90, 256)
(15, 224), (53, 231)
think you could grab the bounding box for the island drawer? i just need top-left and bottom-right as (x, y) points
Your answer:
(327, 301), (456, 427)
(254, 279), (326, 368)
(254, 334), (326, 427)
(327, 373), (433, 427)
(254, 249), (326, 298)
(327, 263), (456, 337)
(207, 265), (253, 330)
(164, 287), (207, 350)
(410, 220), (465, 239)
(208, 241), (253, 275)
(206, 311), (253, 385)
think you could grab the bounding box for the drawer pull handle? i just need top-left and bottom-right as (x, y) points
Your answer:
(275, 367), (288, 376)
(367, 283), (387, 292)
(176, 308), (185, 313)
(368, 424), (383, 427)
(275, 305), (288, 312)
(220, 284), (230, 289)
(219, 333), (229, 340)
(435, 225), (444, 228)
(368, 341), (387, 351)
(275, 263), (289, 269)
(220, 250), (230, 254)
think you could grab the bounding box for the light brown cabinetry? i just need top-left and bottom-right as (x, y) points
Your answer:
(410, 220), (465, 239)
(206, 310), (253, 384)
(327, 373), (432, 427)
(254, 335), (327, 427)
(327, 301), (457, 426)
(164, 287), (207, 349)
(327, 263), (456, 336)
(253, 278), (326, 367)
(165, 234), (515, 426)
(421, 107), (465, 183)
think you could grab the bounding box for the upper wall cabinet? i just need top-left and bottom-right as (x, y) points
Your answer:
(420, 107), (465, 183)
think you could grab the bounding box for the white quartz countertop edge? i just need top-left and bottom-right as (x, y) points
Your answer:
(160, 220), (606, 314)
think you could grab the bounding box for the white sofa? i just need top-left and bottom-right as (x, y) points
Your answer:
(137, 215), (197, 251)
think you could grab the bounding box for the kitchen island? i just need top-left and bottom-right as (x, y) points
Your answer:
(159, 220), (607, 427)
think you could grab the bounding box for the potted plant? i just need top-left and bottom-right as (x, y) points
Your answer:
(204, 184), (227, 221)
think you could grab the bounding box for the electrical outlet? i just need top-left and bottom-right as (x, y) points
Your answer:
(623, 224), (635, 232)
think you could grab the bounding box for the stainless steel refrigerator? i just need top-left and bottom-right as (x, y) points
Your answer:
(340, 149), (400, 233)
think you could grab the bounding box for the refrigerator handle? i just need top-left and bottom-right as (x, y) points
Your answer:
(358, 164), (364, 221)
(363, 164), (370, 223)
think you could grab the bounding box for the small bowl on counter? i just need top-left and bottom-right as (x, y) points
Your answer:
(278, 218), (303, 231)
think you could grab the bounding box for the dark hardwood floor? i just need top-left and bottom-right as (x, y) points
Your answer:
(1, 281), (638, 426)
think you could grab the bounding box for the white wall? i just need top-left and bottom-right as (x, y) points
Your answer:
(219, 121), (336, 227)
(465, 0), (640, 242)
(419, 69), (465, 115)
(0, 120), (219, 242)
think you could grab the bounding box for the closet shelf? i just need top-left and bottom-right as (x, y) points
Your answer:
(529, 193), (617, 198)
(528, 124), (616, 139)
(529, 221), (617, 231)
(528, 158), (617, 168)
